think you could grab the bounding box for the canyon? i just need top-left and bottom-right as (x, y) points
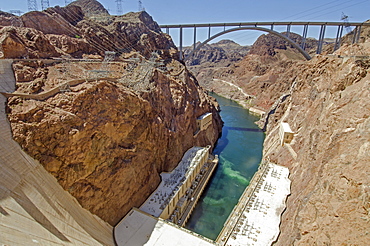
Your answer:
(0, 0), (369, 245)
(1, 0), (222, 227)
(187, 26), (370, 245)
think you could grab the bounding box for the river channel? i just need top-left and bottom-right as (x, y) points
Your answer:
(185, 93), (265, 240)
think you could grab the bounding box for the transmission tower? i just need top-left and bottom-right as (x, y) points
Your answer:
(138, 0), (144, 11)
(27, 0), (38, 11)
(41, 0), (50, 10)
(65, 0), (72, 6)
(341, 12), (352, 33)
(116, 0), (123, 15)
(9, 10), (24, 16)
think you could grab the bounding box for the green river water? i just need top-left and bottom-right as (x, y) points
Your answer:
(185, 93), (265, 240)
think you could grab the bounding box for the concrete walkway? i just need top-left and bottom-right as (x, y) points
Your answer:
(0, 60), (114, 246)
(217, 161), (291, 246)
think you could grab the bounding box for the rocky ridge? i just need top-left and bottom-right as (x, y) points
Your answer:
(184, 40), (250, 66)
(186, 32), (335, 110)
(3, 0), (222, 226)
(0, 1), (177, 60)
(262, 50), (370, 245)
(193, 25), (370, 245)
(183, 40), (250, 96)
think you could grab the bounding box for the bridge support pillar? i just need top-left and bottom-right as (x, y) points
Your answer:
(179, 27), (183, 61)
(352, 27), (357, 44)
(301, 25), (308, 50)
(193, 26), (197, 51)
(316, 24), (326, 54)
(334, 25), (343, 51)
(208, 25), (211, 39)
(355, 26), (362, 43)
(286, 24), (291, 38)
(352, 26), (362, 44)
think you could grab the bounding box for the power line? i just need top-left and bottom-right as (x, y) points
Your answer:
(278, 0), (343, 21)
(287, 0), (365, 21)
(189, 0), (370, 48)
(308, 0), (370, 20)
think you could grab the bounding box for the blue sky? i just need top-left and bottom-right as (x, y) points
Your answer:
(1, 0), (370, 45)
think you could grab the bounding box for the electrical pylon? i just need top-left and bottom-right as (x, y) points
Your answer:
(27, 0), (38, 11)
(41, 0), (50, 10)
(138, 0), (144, 11)
(341, 12), (352, 33)
(116, 0), (123, 15)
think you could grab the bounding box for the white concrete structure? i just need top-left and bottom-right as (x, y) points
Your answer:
(140, 146), (211, 220)
(217, 162), (291, 246)
(279, 122), (294, 146)
(114, 208), (214, 246)
(0, 60), (114, 246)
(196, 112), (212, 134)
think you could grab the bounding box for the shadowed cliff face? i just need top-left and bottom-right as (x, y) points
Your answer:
(3, 0), (222, 226)
(7, 58), (222, 226)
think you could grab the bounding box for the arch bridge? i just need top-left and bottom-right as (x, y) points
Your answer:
(159, 22), (370, 61)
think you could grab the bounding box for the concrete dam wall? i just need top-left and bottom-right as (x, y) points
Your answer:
(0, 59), (114, 246)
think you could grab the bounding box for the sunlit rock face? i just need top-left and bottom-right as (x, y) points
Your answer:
(260, 52), (370, 245)
(186, 24), (370, 245)
(0, 0), (178, 60)
(4, 0), (222, 226)
(7, 59), (222, 226)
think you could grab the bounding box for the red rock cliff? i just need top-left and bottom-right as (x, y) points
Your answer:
(4, 1), (222, 226)
(187, 26), (370, 244)
(262, 51), (370, 245)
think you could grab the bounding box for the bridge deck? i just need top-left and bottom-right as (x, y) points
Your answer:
(160, 21), (370, 28)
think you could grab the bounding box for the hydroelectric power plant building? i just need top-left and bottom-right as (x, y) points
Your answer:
(114, 146), (219, 245)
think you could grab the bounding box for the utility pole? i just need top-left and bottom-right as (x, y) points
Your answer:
(41, 0), (50, 10)
(27, 0), (38, 11)
(138, 0), (144, 11)
(341, 12), (352, 33)
(116, 0), (123, 15)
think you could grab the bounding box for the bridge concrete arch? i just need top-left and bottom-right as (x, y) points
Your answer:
(185, 26), (312, 61)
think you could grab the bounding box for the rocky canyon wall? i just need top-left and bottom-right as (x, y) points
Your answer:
(0, 2), (177, 60)
(2, 0), (222, 226)
(187, 25), (370, 245)
(262, 50), (370, 245)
